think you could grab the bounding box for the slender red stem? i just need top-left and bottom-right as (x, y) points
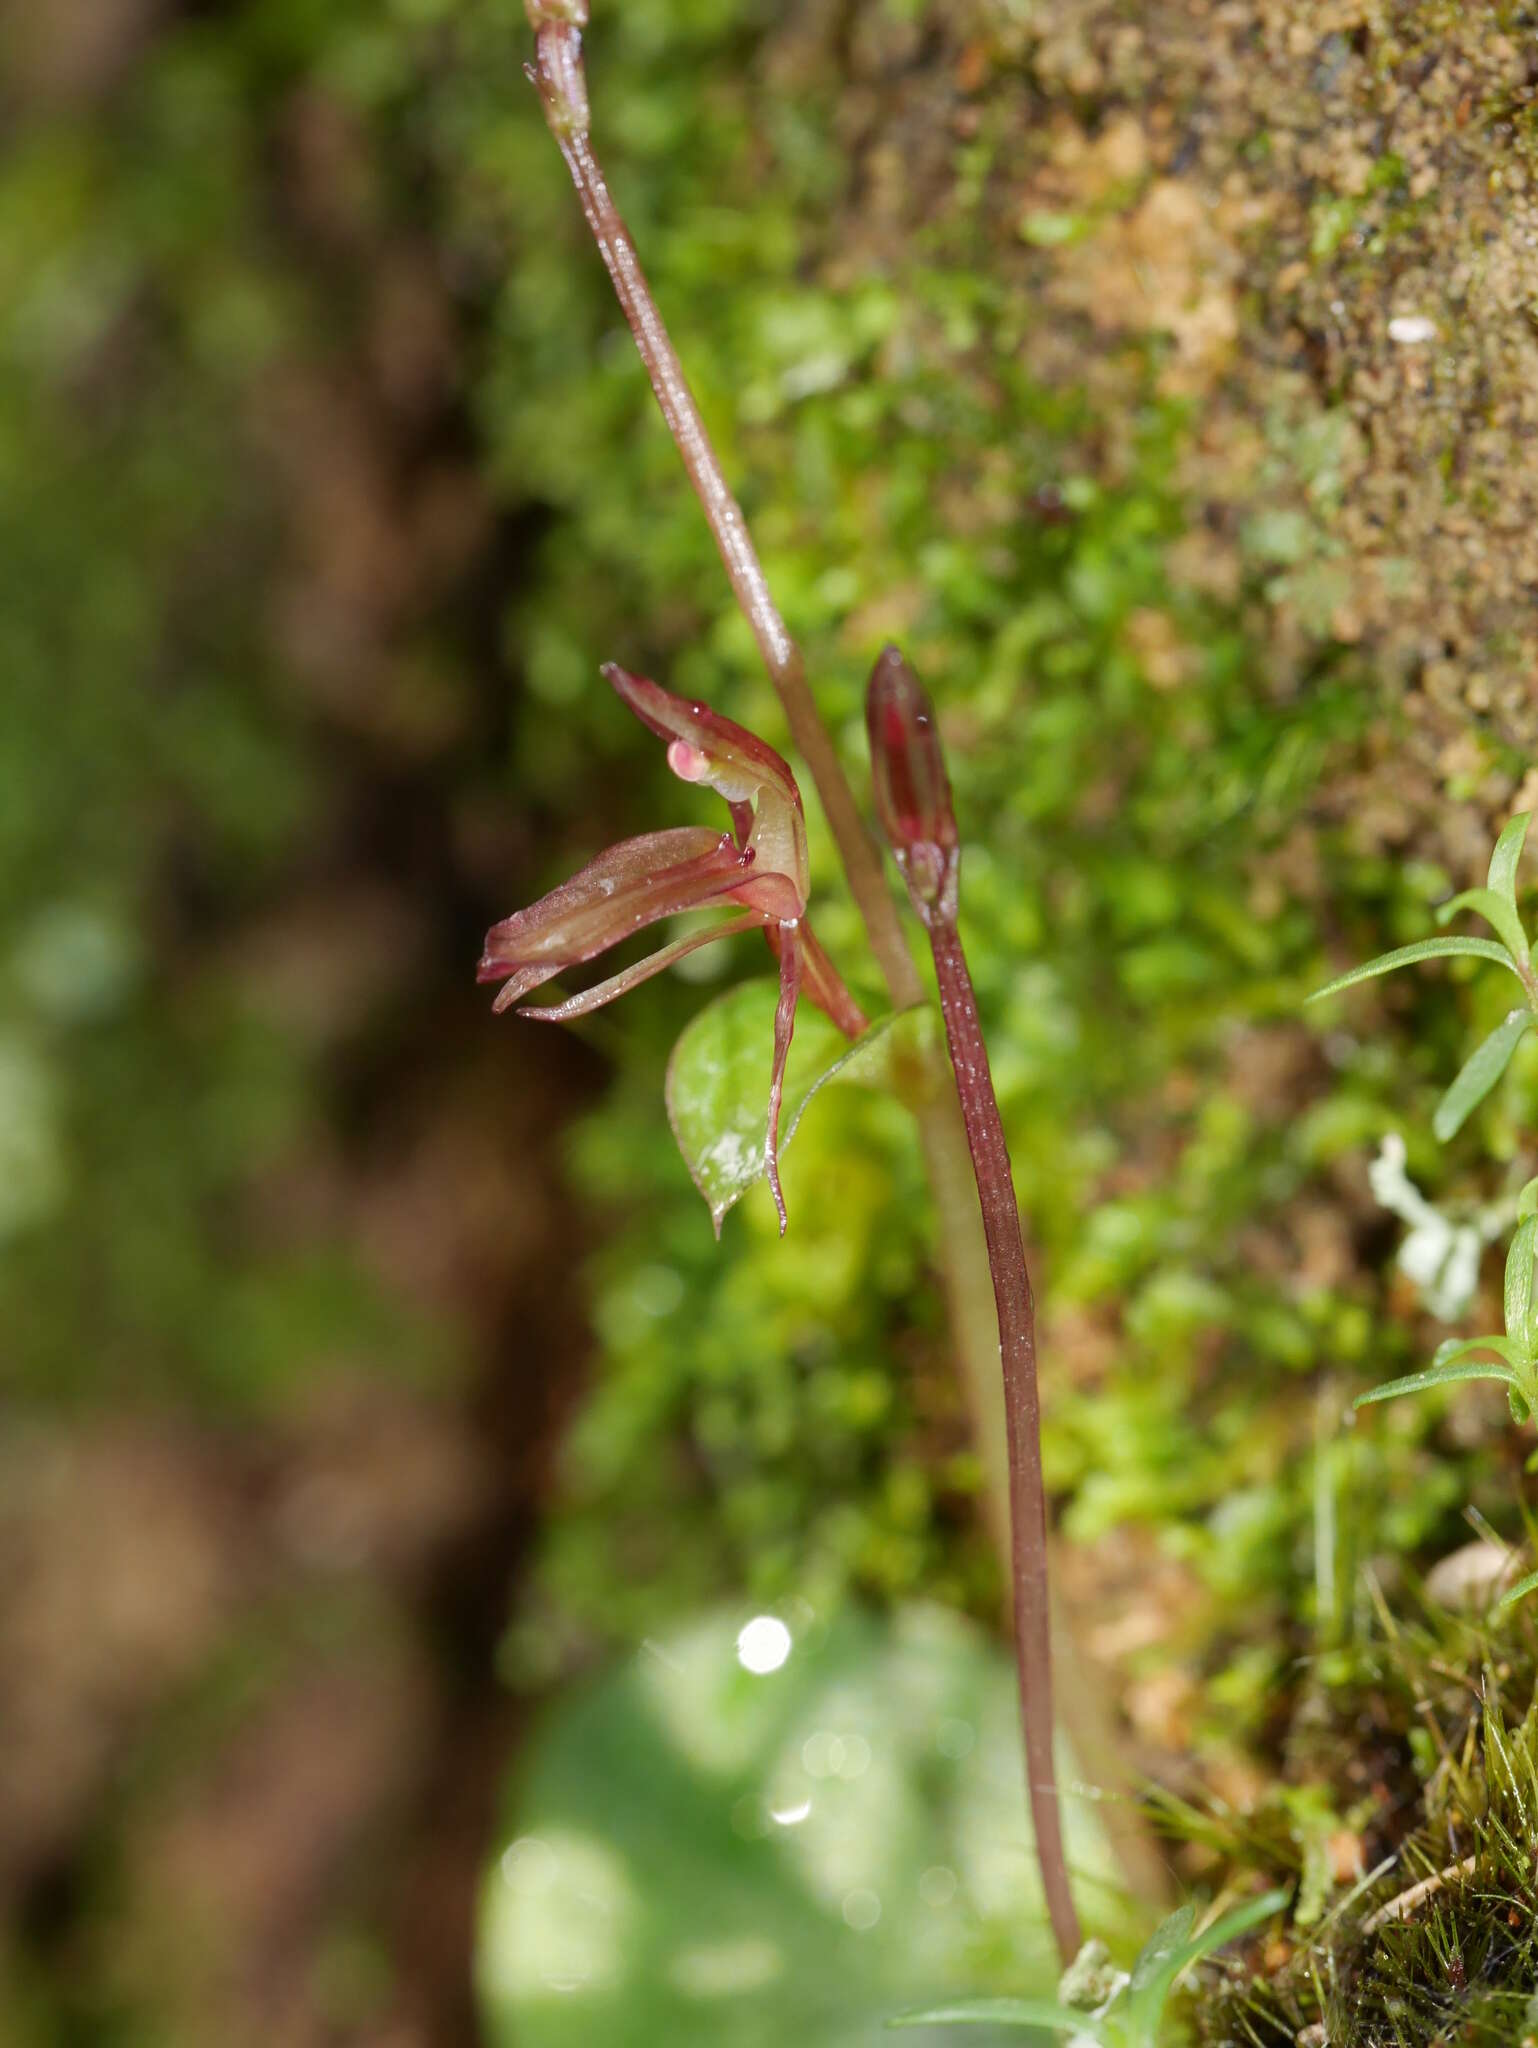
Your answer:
(865, 646), (1080, 1965)
(927, 922), (1081, 1965)
(765, 921), (800, 1234)
(525, 15), (923, 1015)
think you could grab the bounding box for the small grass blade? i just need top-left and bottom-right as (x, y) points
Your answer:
(888, 1996), (1108, 2037)
(1434, 888), (1530, 970)
(1504, 1216), (1538, 1359)
(1497, 1566), (1538, 1610)
(1356, 1356), (1520, 1407)
(1432, 1009), (1533, 1141)
(1308, 937), (1519, 1003)
(1126, 1889), (1289, 2037)
(1487, 811), (1532, 904)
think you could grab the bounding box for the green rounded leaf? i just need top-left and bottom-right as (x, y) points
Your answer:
(665, 981), (938, 1232)
(476, 1604), (1129, 2048)
(1307, 936), (1520, 1004)
(1432, 1008), (1532, 1142)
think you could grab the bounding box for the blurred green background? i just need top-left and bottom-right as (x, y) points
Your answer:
(3, 1), (1534, 2042)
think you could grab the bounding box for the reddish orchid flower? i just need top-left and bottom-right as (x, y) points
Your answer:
(479, 664), (866, 1229)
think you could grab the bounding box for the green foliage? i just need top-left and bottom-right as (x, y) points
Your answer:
(478, 1602), (1130, 2047)
(488, 0), (1454, 1688)
(15, 0), (1538, 2036)
(1309, 812), (1537, 1141)
(1307, 935), (1521, 1002)
(0, 0), (462, 1413)
(893, 1891), (1288, 2042)
(1432, 1007), (1532, 1143)
(1196, 1590), (1538, 2047)
(1326, 818), (1538, 1565)
(666, 982), (937, 1230)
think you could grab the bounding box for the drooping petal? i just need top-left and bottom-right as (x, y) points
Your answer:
(605, 664), (809, 906)
(766, 917), (868, 1040)
(518, 912), (766, 1021)
(764, 920), (800, 1236)
(479, 827), (741, 1002)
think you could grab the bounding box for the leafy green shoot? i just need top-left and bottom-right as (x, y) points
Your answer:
(891, 1889), (1288, 2042)
(1333, 824), (1538, 1608)
(1432, 1008), (1532, 1141)
(1306, 935), (1521, 1005)
(1308, 817), (1537, 1065)
(1356, 1220), (1538, 1437)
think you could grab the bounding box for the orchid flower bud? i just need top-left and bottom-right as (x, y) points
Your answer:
(864, 645), (959, 927)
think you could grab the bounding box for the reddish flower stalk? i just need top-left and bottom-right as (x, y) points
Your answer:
(867, 645), (1081, 1968)
(521, 0), (923, 1017)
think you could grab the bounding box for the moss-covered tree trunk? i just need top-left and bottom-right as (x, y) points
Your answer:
(834, 0), (1536, 778)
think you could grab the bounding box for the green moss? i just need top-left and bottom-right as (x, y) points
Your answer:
(1196, 1591), (1538, 2044)
(450, 2), (1538, 1703)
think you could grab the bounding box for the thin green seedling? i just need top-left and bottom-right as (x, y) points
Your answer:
(1354, 1175), (1538, 1434)
(1313, 812), (1538, 1602)
(1309, 812), (1538, 1141)
(890, 1889), (1289, 2042)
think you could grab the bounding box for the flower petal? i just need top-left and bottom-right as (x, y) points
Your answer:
(605, 664), (809, 906)
(766, 918), (868, 1039)
(517, 912), (765, 1021)
(764, 921), (800, 1236)
(604, 664), (798, 810)
(479, 827), (742, 1000)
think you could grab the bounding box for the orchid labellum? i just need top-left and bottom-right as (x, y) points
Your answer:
(479, 665), (866, 1229)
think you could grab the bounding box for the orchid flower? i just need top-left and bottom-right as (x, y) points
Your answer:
(479, 664), (866, 1230)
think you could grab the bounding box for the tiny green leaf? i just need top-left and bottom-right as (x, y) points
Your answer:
(1432, 1009), (1533, 1141)
(1307, 937), (1520, 1004)
(1127, 1905), (1196, 1998)
(666, 982), (937, 1231)
(1519, 1178), (1538, 1223)
(1434, 888), (1529, 968)
(1504, 1216), (1538, 1356)
(889, 1998), (1108, 2037)
(1432, 1333), (1524, 1369)
(1355, 1355), (1520, 1407)
(1497, 1566), (1538, 1611)
(1125, 1891), (1288, 2036)
(1488, 811), (1532, 905)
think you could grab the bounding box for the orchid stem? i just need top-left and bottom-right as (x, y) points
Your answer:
(927, 921), (1081, 1966)
(865, 647), (1079, 1966)
(524, 8), (923, 1016)
(522, 2), (1165, 1934)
